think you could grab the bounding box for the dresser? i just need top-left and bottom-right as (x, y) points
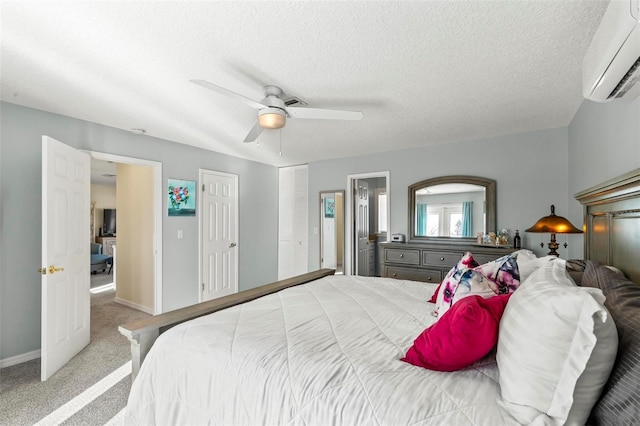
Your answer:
(380, 241), (514, 284)
(95, 236), (116, 257)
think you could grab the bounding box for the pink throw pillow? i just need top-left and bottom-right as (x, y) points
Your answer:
(402, 294), (512, 372)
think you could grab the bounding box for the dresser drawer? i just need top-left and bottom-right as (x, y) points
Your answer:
(385, 266), (441, 283)
(384, 248), (420, 265)
(422, 251), (463, 268)
(472, 252), (511, 265)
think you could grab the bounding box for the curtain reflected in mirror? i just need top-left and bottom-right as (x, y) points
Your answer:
(320, 190), (345, 274)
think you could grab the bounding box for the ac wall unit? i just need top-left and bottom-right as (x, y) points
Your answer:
(583, 0), (640, 102)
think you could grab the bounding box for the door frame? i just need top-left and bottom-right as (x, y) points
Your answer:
(86, 151), (163, 315)
(345, 171), (390, 276)
(198, 168), (239, 302)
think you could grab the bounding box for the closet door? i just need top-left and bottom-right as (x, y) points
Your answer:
(278, 165), (308, 280)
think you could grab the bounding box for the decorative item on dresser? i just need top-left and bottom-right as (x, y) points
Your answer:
(380, 241), (513, 283)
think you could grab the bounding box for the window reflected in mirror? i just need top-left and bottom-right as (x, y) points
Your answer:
(376, 189), (388, 233)
(415, 184), (486, 237)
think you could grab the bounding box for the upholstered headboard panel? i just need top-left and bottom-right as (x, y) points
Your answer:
(575, 168), (640, 285)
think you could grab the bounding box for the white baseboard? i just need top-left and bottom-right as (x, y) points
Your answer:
(0, 349), (41, 369)
(114, 297), (153, 315)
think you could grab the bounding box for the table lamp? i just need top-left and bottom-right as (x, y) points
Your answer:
(525, 205), (583, 256)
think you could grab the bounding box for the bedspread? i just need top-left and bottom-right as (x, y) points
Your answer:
(125, 275), (516, 425)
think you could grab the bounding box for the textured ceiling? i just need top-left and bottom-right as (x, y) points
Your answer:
(1, 1), (609, 167)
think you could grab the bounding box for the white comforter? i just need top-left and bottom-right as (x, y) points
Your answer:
(125, 275), (517, 425)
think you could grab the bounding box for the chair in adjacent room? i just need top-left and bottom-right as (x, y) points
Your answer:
(91, 242), (112, 274)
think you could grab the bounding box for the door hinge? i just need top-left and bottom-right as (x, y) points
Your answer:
(202, 282), (205, 291)
(202, 184), (205, 191)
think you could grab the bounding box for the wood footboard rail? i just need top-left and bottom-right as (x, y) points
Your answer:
(119, 268), (336, 381)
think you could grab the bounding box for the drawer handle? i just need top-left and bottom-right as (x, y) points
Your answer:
(440, 257), (445, 261)
(427, 277), (432, 281)
(392, 273), (397, 277)
(399, 254), (404, 258)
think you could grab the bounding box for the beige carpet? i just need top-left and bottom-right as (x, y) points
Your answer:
(0, 277), (149, 425)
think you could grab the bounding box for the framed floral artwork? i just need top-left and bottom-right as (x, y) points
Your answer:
(168, 179), (196, 216)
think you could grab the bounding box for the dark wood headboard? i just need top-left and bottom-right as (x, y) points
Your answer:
(575, 168), (640, 285)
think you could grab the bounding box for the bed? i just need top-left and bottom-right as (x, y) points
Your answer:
(121, 168), (640, 425)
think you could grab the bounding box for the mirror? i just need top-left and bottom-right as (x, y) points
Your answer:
(409, 176), (496, 242)
(320, 190), (345, 274)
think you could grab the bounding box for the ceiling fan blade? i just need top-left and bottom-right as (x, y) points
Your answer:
(190, 79), (265, 110)
(286, 107), (363, 121)
(243, 122), (264, 143)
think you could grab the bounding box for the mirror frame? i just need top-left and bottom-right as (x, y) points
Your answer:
(319, 190), (345, 273)
(408, 175), (496, 243)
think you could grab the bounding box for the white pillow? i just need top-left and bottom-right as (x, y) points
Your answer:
(497, 258), (618, 425)
(511, 249), (555, 282)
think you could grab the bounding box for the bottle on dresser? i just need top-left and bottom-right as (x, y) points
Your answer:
(513, 230), (521, 249)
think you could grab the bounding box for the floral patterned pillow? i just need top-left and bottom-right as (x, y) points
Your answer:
(433, 252), (479, 317)
(434, 252), (520, 320)
(475, 253), (521, 295)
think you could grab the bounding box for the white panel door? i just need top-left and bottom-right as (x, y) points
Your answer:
(201, 170), (238, 302)
(41, 136), (90, 381)
(278, 165), (308, 279)
(356, 180), (370, 276)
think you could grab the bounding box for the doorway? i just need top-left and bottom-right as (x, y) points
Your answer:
(345, 172), (390, 276)
(320, 190), (345, 274)
(88, 151), (163, 315)
(40, 138), (163, 381)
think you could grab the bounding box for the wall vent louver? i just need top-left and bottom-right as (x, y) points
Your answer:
(283, 97), (308, 107)
(610, 58), (640, 99)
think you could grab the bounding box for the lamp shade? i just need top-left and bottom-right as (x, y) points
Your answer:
(258, 108), (286, 129)
(525, 205), (582, 234)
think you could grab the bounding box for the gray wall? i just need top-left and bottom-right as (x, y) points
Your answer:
(0, 102), (278, 361)
(308, 126), (571, 270)
(567, 96), (640, 258)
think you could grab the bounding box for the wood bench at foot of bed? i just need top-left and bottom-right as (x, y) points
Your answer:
(119, 268), (336, 381)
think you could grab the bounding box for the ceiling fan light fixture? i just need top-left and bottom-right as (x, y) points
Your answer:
(258, 108), (286, 129)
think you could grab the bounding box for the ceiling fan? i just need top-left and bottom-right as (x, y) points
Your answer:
(190, 79), (363, 142)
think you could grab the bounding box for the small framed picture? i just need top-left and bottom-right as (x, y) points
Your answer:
(168, 179), (196, 217)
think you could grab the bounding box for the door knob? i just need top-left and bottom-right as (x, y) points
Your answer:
(38, 265), (64, 275)
(229, 242), (237, 248)
(49, 265), (64, 274)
